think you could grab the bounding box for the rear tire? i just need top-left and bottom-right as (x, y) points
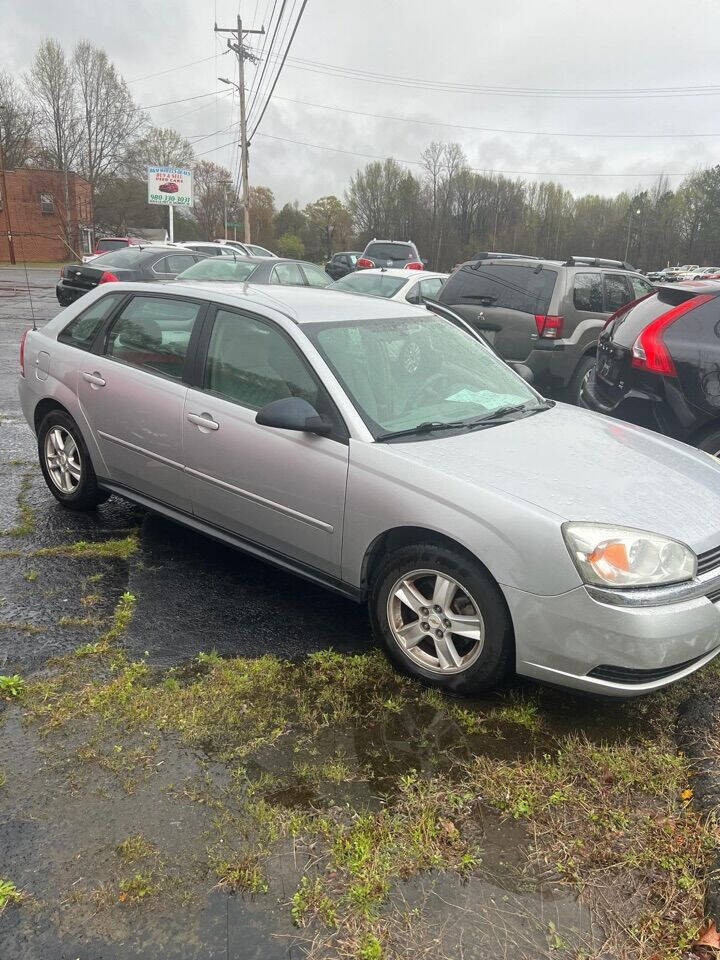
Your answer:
(566, 356), (596, 406)
(38, 410), (110, 510)
(369, 543), (513, 695)
(696, 424), (720, 460)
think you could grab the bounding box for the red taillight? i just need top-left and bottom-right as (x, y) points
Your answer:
(534, 314), (564, 339)
(98, 271), (118, 284)
(631, 294), (712, 376)
(19, 329), (29, 377)
(404, 261), (424, 270)
(356, 257), (374, 269)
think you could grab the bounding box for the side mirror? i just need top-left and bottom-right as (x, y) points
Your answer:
(509, 362), (534, 384)
(256, 397), (332, 436)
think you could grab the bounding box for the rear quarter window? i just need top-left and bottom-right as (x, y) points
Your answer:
(58, 293), (125, 350)
(440, 264), (557, 315)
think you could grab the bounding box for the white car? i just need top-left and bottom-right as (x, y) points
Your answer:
(331, 267), (448, 304)
(180, 241), (246, 258)
(214, 239), (278, 258)
(677, 264), (701, 280)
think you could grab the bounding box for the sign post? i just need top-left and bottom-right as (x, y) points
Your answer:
(147, 166), (193, 243)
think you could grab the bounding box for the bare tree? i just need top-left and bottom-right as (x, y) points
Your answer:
(73, 40), (142, 221)
(0, 72), (36, 168)
(26, 39), (82, 246)
(121, 126), (194, 179)
(192, 160), (234, 239)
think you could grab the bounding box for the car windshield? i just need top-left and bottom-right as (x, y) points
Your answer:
(304, 313), (540, 437)
(247, 244), (273, 257)
(96, 239), (128, 252)
(177, 259), (258, 282)
(332, 273), (407, 298)
(88, 247), (148, 268)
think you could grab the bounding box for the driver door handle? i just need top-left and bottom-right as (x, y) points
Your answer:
(187, 412), (219, 431)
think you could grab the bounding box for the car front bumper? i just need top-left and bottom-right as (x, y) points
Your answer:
(503, 578), (720, 696)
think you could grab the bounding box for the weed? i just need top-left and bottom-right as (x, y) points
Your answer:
(0, 675), (25, 700)
(80, 593), (101, 607)
(58, 615), (101, 629)
(0, 621), (41, 635)
(215, 855), (268, 894)
(73, 642), (102, 658)
(33, 534), (138, 560)
(0, 879), (23, 910)
(118, 872), (156, 903)
(357, 933), (383, 960)
(117, 835), (154, 863)
(22, 569), (38, 583)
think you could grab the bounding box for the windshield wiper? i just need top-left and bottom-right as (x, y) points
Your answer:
(375, 420), (469, 441)
(463, 399), (554, 428)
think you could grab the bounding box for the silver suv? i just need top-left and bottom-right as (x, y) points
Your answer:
(438, 256), (655, 403)
(18, 283), (720, 697)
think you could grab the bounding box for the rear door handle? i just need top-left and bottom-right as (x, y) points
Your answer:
(187, 412), (219, 432)
(82, 371), (106, 387)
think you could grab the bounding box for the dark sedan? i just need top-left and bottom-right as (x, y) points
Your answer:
(175, 256), (331, 288)
(581, 280), (720, 456)
(325, 251), (362, 281)
(57, 247), (207, 306)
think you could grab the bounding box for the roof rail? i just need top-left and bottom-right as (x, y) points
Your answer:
(471, 251), (540, 262)
(565, 255), (636, 270)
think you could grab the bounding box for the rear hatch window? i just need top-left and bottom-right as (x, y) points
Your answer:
(96, 239), (129, 252)
(441, 263), (557, 314)
(365, 243), (414, 262)
(607, 288), (697, 347)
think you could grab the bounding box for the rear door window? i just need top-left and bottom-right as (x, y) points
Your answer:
(58, 293), (125, 350)
(573, 273), (603, 312)
(104, 295), (204, 381)
(603, 274), (633, 313)
(440, 264), (557, 315)
(270, 262), (305, 286)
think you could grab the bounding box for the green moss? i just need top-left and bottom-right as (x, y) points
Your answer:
(3, 472), (35, 537)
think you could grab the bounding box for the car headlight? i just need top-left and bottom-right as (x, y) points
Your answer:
(562, 522), (696, 588)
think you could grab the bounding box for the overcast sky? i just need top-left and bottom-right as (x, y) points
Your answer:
(3, 0), (720, 206)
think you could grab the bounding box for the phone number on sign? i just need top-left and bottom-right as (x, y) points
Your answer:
(149, 194), (191, 205)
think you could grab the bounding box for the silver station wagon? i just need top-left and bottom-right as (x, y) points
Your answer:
(18, 282), (720, 697)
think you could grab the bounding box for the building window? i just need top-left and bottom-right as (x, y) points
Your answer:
(39, 193), (54, 215)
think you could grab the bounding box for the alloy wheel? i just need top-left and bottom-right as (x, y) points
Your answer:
(387, 568), (485, 674)
(44, 426), (82, 494)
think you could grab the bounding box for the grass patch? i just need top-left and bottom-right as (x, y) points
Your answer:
(118, 872), (156, 903)
(0, 621), (42, 635)
(22, 569), (38, 582)
(3, 472), (35, 537)
(32, 534), (138, 560)
(117, 834), (154, 863)
(58, 615), (102, 629)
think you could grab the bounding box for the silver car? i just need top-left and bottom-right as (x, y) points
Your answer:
(18, 282), (720, 697)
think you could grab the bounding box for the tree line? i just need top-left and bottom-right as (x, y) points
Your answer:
(2, 39), (720, 268)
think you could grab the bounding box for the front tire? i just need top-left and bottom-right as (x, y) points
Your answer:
(369, 543), (513, 694)
(38, 410), (110, 510)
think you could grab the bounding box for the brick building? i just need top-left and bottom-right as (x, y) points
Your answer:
(0, 168), (92, 262)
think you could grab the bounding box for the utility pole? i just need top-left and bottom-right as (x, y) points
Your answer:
(215, 15), (264, 244)
(0, 142), (16, 265)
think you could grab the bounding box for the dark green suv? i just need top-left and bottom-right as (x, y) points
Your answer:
(438, 256), (655, 403)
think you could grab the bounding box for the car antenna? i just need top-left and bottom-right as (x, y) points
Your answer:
(21, 257), (37, 330)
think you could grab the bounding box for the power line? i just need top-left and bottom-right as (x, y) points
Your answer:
(141, 90), (232, 109)
(269, 94), (720, 141)
(252, 131), (692, 178)
(247, 0), (309, 139)
(278, 55), (720, 100)
(246, 0), (288, 123)
(128, 51), (230, 83)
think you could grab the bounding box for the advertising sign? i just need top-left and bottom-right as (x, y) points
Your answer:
(147, 166), (193, 206)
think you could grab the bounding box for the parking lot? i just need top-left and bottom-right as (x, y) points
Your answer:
(1, 267), (720, 959)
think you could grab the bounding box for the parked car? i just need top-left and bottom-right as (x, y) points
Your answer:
(82, 236), (141, 264)
(19, 284), (720, 697)
(437, 256), (656, 403)
(331, 267), (447, 304)
(176, 255), (331, 288)
(647, 268), (678, 283)
(180, 241), (245, 257)
(356, 239), (425, 271)
(56, 247), (208, 306)
(214, 239), (278, 258)
(692, 267), (720, 280)
(582, 280), (720, 456)
(325, 251), (363, 281)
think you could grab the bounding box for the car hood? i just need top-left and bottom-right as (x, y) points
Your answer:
(384, 403), (720, 553)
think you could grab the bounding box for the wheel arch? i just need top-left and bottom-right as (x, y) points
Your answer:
(34, 397), (73, 434)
